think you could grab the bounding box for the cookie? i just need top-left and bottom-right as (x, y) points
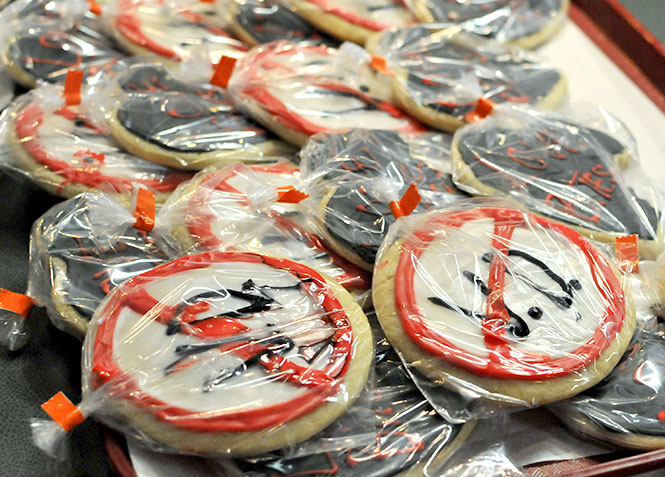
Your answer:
(158, 162), (372, 296)
(451, 113), (662, 257)
(556, 316), (665, 450)
(373, 205), (636, 408)
(3, 86), (192, 201)
(111, 0), (247, 64)
(409, 0), (569, 49)
(234, 323), (475, 476)
(106, 64), (294, 170)
(29, 193), (168, 338)
(85, 251), (374, 456)
(281, 0), (417, 44)
(228, 0), (338, 47)
(1, 19), (123, 88)
(228, 41), (424, 146)
(301, 129), (468, 271)
(366, 26), (567, 133)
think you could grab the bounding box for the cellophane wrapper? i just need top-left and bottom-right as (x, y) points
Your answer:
(153, 161), (372, 302)
(27, 192), (169, 338)
(451, 105), (664, 259)
(0, 81), (193, 201)
(372, 197), (637, 421)
(299, 128), (469, 271)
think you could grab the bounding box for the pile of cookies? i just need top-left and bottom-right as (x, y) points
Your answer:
(0, 0), (663, 473)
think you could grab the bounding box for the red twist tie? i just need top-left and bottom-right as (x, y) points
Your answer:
(133, 188), (156, 232)
(0, 289), (33, 318)
(370, 56), (394, 77)
(464, 97), (496, 123)
(41, 392), (85, 432)
(210, 56), (237, 88)
(389, 183), (421, 219)
(616, 235), (639, 273)
(277, 186), (309, 203)
(63, 70), (84, 106)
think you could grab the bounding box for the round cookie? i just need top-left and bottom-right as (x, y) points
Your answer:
(111, 0), (247, 64)
(451, 115), (661, 257)
(366, 26), (566, 133)
(228, 0), (338, 47)
(106, 64), (294, 170)
(557, 322), (665, 450)
(373, 206), (636, 408)
(161, 162), (372, 295)
(29, 193), (168, 338)
(85, 251), (374, 456)
(301, 129), (468, 271)
(4, 88), (192, 201)
(228, 42), (425, 147)
(281, 0), (417, 44)
(1, 19), (123, 88)
(409, 0), (569, 49)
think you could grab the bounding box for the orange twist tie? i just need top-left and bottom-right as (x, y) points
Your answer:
(41, 392), (85, 432)
(616, 235), (639, 273)
(277, 186), (309, 203)
(133, 188), (156, 232)
(210, 56), (237, 88)
(86, 0), (102, 15)
(464, 97), (496, 123)
(370, 56), (394, 77)
(389, 183), (421, 219)
(63, 70), (84, 106)
(0, 289), (33, 318)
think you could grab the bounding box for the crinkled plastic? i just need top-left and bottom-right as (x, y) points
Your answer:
(0, 81), (193, 201)
(227, 40), (424, 146)
(93, 61), (294, 170)
(154, 161), (372, 303)
(365, 24), (567, 132)
(299, 128), (469, 271)
(220, 0), (339, 47)
(0, 308), (29, 351)
(27, 192), (169, 338)
(406, 0), (569, 49)
(105, 0), (248, 64)
(451, 106), (664, 258)
(0, 62), (14, 112)
(372, 198), (637, 421)
(0, 13), (124, 88)
(32, 250), (374, 458)
(280, 0), (418, 44)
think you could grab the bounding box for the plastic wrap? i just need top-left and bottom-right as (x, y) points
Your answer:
(0, 289), (33, 351)
(33, 250), (374, 458)
(155, 161), (372, 304)
(0, 81), (193, 201)
(0, 62), (14, 112)
(106, 0), (248, 64)
(365, 25), (567, 132)
(299, 129), (469, 271)
(406, 0), (569, 49)
(221, 0), (339, 47)
(27, 192), (169, 338)
(372, 198), (637, 421)
(227, 40), (425, 146)
(96, 61), (294, 170)
(451, 106), (664, 258)
(280, 0), (417, 44)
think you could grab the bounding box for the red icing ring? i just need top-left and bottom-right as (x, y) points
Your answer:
(304, 0), (412, 31)
(91, 251), (355, 432)
(394, 207), (626, 380)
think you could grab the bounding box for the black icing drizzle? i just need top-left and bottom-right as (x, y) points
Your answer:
(457, 124), (660, 238)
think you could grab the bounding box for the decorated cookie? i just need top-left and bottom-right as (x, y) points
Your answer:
(1, 19), (123, 88)
(107, 64), (293, 170)
(281, 0), (417, 44)
(228, 41), (425, 146)
(28, 193), (168, 338)
(85, 251), (373, 455)
(3, 85), (192, 201)
(366, 25), (566, 132)
(227, 0), (338, 47)
(409, 0), (569, 49)
(451, 112), (661, 256)
(157, 162), (372, 298)
(373, 205), (636, 409)
(301, 129), (468, 271)
(234, 323), (474, 476)
(111, 0), (247, 63)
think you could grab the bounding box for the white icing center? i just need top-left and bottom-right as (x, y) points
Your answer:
(112, 261), (339, 413)
(411, 217), (609, 359)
